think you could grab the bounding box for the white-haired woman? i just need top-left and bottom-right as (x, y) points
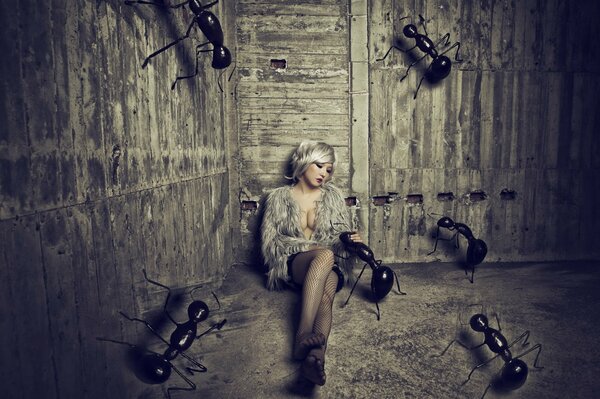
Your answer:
(261, 140), (361, 386)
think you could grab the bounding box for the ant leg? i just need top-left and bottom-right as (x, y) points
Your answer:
(96, 337), (160, 354)
(125, 0), (175, 6)
(141, 19), (196, 68)
(480, 382), (494, 399)
(203, 0), (220, 9)
(376, 45), (415, 62)
(391, 270), (407, 295)
(494, 313), (502, 331)
(507, 330), (532, 348)
(142, 269), (178, 325)
(118, 312), (171, 347)
(466, 263), (475, 283)
(217, 69), (226, 92)
(515, 343), (544, 369)
(432, 339), (457, 357)
(195, 319), (227, 340)
(438, 41), (464, 62)
(343, 263), (368, 307)
(400, 53), (429, 82)
(216, 62), (237, 92)
(434, 33), (452, 48)
(418, 14), (428, 37)
(432, 338), (485, 358)
(427, 226), (442, 255)
(413, 63), (433, 99)
(166, 365), (197, 399)
(171, 42), (211, 90)
(462, 353), (501, 386)
(179, 351), (207, 373)
(125, 0), (188, 8)
(432, 339), (456, 357)
(428, 228), (458, 255)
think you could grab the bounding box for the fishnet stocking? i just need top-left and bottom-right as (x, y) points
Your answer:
(296, 250), (336, 343)
(312, 271), (339, 346)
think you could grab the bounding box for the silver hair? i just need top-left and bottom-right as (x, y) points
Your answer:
(286, 140), (336, 182)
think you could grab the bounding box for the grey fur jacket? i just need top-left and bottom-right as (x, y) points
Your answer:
(260, 182), (355, 290)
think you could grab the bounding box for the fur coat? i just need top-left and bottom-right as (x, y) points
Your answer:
(260, 182), (355, 290)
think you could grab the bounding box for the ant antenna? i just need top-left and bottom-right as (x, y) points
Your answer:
(426, 211), (445, 219)
(217, 62), (237, 92)
(189, 286), (222, 310)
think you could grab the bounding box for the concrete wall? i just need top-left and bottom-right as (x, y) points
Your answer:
(368, 0), (600, 262)
(236, 0), (600, 266)
(0, 1), (237, 398)
(235, 0), (355, 263)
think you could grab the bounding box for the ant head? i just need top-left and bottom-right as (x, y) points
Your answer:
(403, 24), (418, 39)
(469, 313), (489, 332)
(501, 359), (528, 390)
(188, 300), (210, 323)
(212, 46), (232, 69)
(189, 0), (203, 14)
(437, 216), (455, 229)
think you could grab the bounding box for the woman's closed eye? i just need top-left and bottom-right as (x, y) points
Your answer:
(316, 164), (332, 173)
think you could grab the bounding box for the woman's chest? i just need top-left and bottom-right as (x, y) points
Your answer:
(291, 191), (321, 232)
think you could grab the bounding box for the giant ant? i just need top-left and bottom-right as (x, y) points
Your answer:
(125, 0), (232, 90)
(338, 232), (406, 320)
(377, 14), (463, 99)
(428, 216), (488, 283)
(97, 269), (227, 399)
(434, 312), (544, 399)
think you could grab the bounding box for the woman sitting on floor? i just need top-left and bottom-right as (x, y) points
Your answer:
(261, 140), (360, 386)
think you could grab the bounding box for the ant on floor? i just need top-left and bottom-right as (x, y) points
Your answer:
(428, 216), (488, 283)
(97, 269), (226, 399)
(433, 308), (543, 398)
(338, 231), (406, 320)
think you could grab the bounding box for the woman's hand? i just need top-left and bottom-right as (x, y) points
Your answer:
(349, 232), (363, 243)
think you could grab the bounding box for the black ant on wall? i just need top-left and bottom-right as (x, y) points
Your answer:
(125, 0), (232, 90)
(97, 269), (226, 399)
(433, 311), (544, 399)
(377, 14), (463, 99)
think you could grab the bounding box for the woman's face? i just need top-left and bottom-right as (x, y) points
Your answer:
(301, 162), (333, 188)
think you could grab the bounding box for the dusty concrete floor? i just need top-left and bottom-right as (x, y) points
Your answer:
(143, 260), (600, 399)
